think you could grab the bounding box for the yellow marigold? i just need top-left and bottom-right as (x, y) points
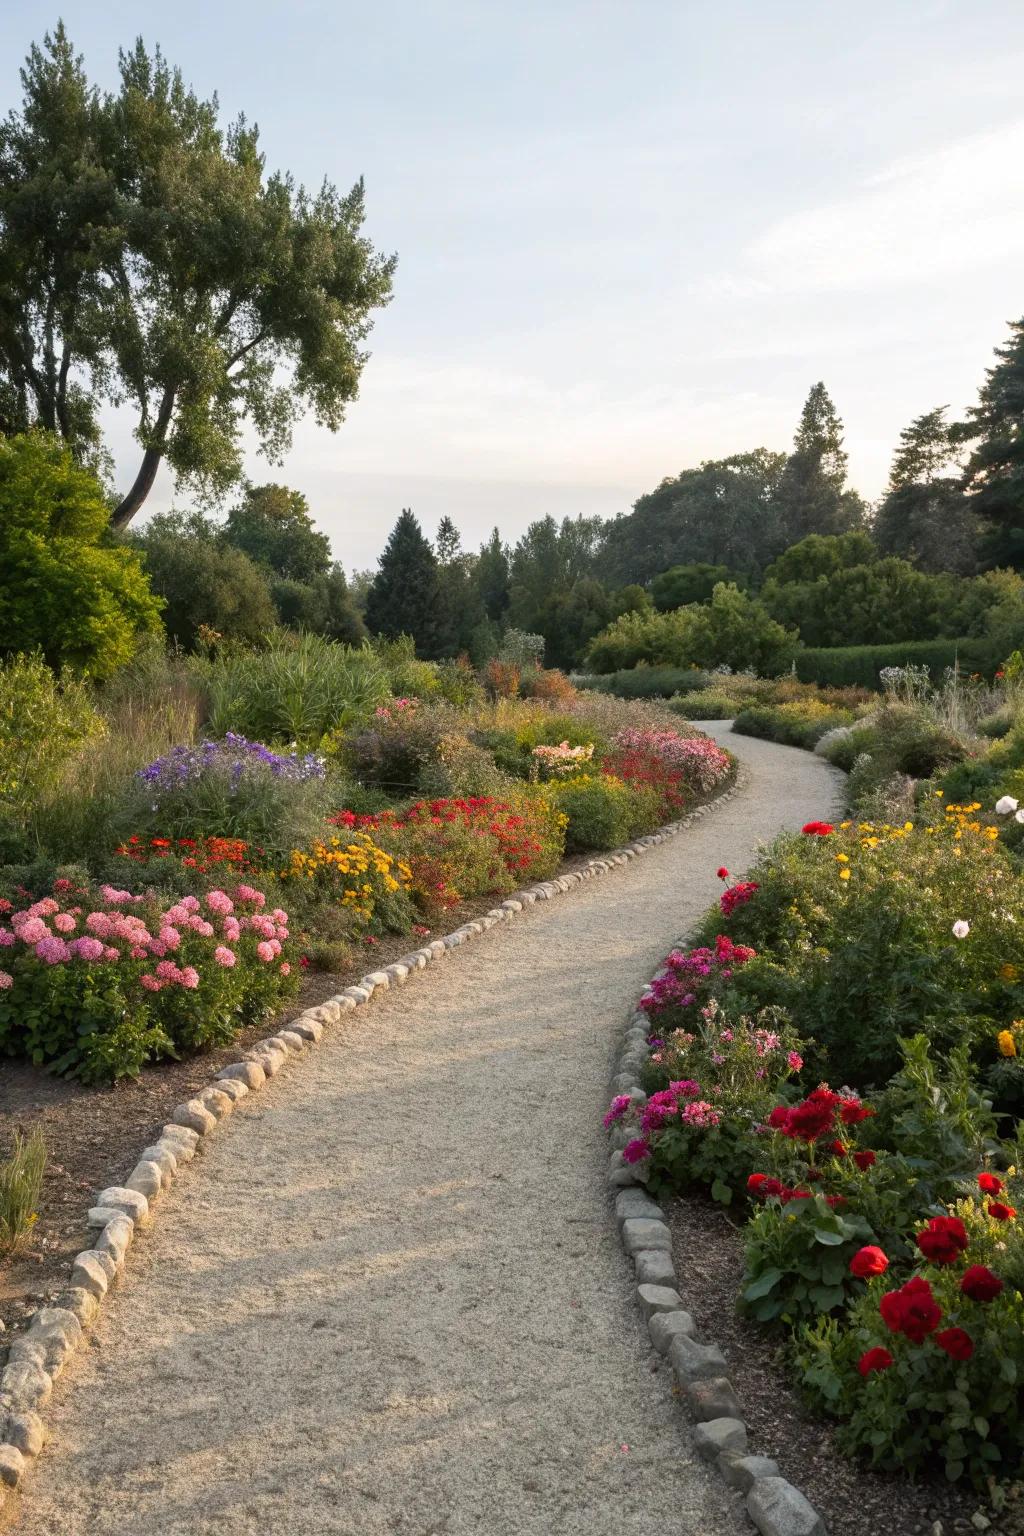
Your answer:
(998, 1029), (1018, 1058)
(839, 868), (851, 881)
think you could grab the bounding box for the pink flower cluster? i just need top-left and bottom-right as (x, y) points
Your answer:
(612, 730), (731, 792)
(639, 934), (756, 1019)
(0, 884), (291, 995)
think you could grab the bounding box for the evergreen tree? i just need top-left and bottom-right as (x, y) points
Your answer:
(474, 528), (511, 622)
(364, 509), (446, 658)
(433, 515), (485, 653)
(777, 383), (864, 543)
(875, 408), (977, 574)
(959, 318), (1024, 567)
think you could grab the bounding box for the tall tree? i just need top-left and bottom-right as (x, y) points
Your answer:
(776, 383), (864, 543)
(875, 407), (977, 574)
(958, 318), (1024, 567)
(434, 514), (485, 653)
(364, 510), (447, 659)
(223, 483), (332, 583)
(0, 27), (395, 526)
(599, 450), (788, 586)
(473, 527), (510, 622)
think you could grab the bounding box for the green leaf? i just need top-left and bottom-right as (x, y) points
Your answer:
(743, 1268), (784, 1301)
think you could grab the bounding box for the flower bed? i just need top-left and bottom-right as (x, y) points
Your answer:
(606, 797), (1024, 1494)
(0, 879), (297, 1081)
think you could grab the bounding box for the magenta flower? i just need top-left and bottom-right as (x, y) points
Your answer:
(35, 935), (71, 964)
(622, 1138), (651, 1164)
(603, 1094), (632, 1128)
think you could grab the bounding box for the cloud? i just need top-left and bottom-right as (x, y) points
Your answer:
(729, 121), (1024, 293)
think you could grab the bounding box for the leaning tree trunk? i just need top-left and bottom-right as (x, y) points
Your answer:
(110, 386), (176, 530)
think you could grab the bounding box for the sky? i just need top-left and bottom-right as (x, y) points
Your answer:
(3, 1), (1024, 570)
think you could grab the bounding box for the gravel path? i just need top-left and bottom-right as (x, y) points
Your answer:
(10, 727), (843, 1536)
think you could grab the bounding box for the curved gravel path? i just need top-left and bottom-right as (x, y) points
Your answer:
(10, 727), (842, 1536)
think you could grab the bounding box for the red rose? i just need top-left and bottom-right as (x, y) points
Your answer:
(716, 867), (730, 880)
(915, 1215), (969, 1266)
(830, 1139), (847, 1157)
(935, 1327), (974, 1361)
(858, 1346), (894, 1376)
(853, 1150), (876, 1171)
(978, 1172), (1003, 1195)
(839, 1098), (875, 1125)
(780, 1186), (812, 1203)
(761, 1177), (784, 1197)
(802, 821), (835, 836)
(766, 1106), (791, 1129)
(747, 1173), (768, 1194)
(988, 1201), (1016, 1222)
(850, 1245), (889, 1278)
(961, 1265), (1003, 1302)
(879, 1276), (942, 1342)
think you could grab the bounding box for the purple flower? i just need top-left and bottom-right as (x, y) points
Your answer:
(622, 1138), (651, 1164)
(603, 1094), (632, 1128)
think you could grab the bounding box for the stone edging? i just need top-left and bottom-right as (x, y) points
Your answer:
(0, 763), (744, 1511)
(605, 900), (830, 1536)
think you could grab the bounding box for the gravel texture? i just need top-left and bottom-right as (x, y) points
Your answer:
(8, 726), (842, 1536)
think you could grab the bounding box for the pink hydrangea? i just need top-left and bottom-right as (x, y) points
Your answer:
(180, 966), (199, 990)
(236, 884), (266, 907)
(70, 936), (105, 962)
(131, 945), (148, 960)
(206, 890), (234, 915)
(214, 946), (236, 967)
(159, 926), (181, 951)
(102, 946), (119, 962)
(256, 941), (275, 963)
(14, 916), (51, 945)
(0, 929), (14, 948)
(85, 912), (112, 937)
(155, 960), (181, 982)
(140, 973), (163, 992)
(0, 971), (12, 989)
(279, 962), (291, 976)
(53, 912), (77, 933)
(271, 909), (288, 925)
(788, 1051), (804, 1071)
(35, 935), (71, 964)
(28, 897), (59, 918)
(222, 917), (241, 942)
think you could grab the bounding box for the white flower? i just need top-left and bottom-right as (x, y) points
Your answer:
(952, 919), (970, 939)
(995, 795), (1019, 815)
(1016, 809), (1024, 824)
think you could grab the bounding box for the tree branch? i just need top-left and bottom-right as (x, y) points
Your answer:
(110, 383), (177, 529)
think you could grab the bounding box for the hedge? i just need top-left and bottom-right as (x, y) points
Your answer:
(573, 666), (712, 699)
(793, 638), (1000, 689)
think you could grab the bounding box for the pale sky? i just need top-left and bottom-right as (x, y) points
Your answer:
(3, 1), (1024, 569)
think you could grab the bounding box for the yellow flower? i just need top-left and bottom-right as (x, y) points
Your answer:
(1000, 964), (1020, 982)
(835, 853), (849, 863)
(998, 1029), (1017, 1058)
(839, 868), (851, 881)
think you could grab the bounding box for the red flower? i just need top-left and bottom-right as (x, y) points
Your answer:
(839, 1098), (874, 1125)
(717, 867), (730, 880)
(781, 1097), (836, 1142)
(935, 1327), (974, 1361)
(850, 1245), (889, 1278)
(802, 821), (835, 836)
(853, 1150), (876, 1171)
(761, 1177), (784, 1197)
(978, 1172), (1003, 1195)
(766, 1106), (791, 1130)
(988, 1201), (1016, 1221)
(960, 1265), (1003, 1302)
(830, 1139), (847, 1157)
(858, 1346), (894, 1376)
(825, 1194), (846, 1209)
(879, 1276), (942, 1342)
(780, 1186), (811, 1203)
(747, 1173), (768, 1194)
(915, 1215), (969, 1266)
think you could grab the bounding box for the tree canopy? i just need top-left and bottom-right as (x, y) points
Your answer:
(223, 484), (333, 583)
(0, 432), (163, 675)
(959, 317), (1024, 567)
(0, 26), (395, 525)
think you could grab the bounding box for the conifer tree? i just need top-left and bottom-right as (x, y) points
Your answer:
(777, 383), (863, 542)
(364, 509), (446, 657)
(959, 318), (1024, 567)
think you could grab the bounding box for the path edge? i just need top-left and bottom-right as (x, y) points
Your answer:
(0, 761), (748, 1512)
(604, 919), (830, 1536)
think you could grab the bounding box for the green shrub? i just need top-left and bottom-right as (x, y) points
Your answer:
(0, 1127), (46, 1252)
(574, 665), (704, 699)
(795, 639), (998, 690)
(587, 584), (797, 676)
(550, 773), (636, 850)
(0, 654), (103, 854)
(204, 633), (390, 745)
(668, 688), (742, 719)
(734, 700), (856, 750)
(0, 433), (164, 677)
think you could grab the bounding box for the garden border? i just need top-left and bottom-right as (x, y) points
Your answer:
(0, 763), (746, 1515)
(605, 942), (829, 1536)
